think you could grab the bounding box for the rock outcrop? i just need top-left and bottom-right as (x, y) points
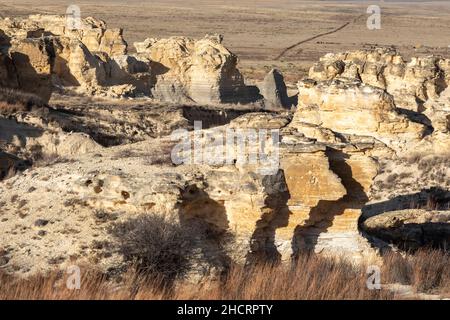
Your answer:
(259, 69), (291, 109)
(308, 48), (450, 112)
(0, 17), (449, 279)
(134, 35), (256, 104)
(0, 15), (144, 98)
(293, 78), (426, 152)
(0, 15), (260, 102)
(0, 15), (127, 56)
(362, 209), (450, 250)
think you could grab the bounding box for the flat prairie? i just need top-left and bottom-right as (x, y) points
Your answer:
(1, 0), (450, 83)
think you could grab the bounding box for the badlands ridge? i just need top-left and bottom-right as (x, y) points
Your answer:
(0, 15), (449, 277)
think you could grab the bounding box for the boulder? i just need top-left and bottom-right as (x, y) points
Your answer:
(0, 14), (127, 56)
(259, 69), (291, 109)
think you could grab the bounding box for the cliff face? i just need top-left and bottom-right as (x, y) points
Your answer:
(0, 15), (255, 103)
(0, 15), (449, 278)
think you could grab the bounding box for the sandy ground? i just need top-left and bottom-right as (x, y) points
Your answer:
(1, 0), (450, 84)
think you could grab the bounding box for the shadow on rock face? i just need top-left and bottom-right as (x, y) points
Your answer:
(246, 170), (291, 265)
(361, 188), (450, 252)
(361, 187), (450, 222)
(178, 184), (233, 276)
(292, 148), (369, 257)
(10, 51), (53, 103)
(0, 151), (31, 180)
(397, 107), (434, 137)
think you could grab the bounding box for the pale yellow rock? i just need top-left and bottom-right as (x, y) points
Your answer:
(309, 48), (449, 112)
(8, 38), (52, 101)
(135, 35), (249, 104)
(0, 14), (127, 56)
(293, 78), (426, 152)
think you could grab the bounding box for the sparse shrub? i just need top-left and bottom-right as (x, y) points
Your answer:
(144, 142), (175, 165)
(382, 248), (450, 295)
(110, 214), (202, 282)
(384, 173), (398, 187)
(0, 88), (46, 115)
(409, 249), (450, 294)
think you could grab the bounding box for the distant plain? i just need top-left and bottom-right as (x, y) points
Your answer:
(1, 0), (450, 84)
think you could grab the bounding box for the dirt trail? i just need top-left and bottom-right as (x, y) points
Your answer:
(274, 14), (364, 61)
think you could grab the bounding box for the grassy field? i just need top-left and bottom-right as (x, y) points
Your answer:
(1, 0), (450, 83)
(1, 249), (449, 299)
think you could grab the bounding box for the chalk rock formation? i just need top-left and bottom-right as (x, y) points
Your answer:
(0, 107), (389, 276)
(259, 69), (291, 109)
(293, 78), (426, 152)
(0, 15), (260, 102)
(134, 35), (253, 104)
(309, 48), (450, 112)
(7, 37), (53, 101)
(0, 15), (140, 98)
(0, 15), (127, 56)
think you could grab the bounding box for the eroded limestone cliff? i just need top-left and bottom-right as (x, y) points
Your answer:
(0, 15), (449, 279)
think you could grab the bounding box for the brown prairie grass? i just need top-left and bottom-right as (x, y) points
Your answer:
(0, 88), (46, 115)
(0, 253), (394, 300)
(382, 248), (450, 296)
(1, 250), (449, 300)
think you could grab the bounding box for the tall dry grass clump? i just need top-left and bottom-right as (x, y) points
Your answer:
(382, 248), (450, 295)
(0, 253), (394, 300)
(0, 87), (46, 115)
(168, 254), (393, 300)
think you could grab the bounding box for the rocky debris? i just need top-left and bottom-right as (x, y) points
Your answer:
(135, 35), (259, 104)
(309, 48), (450, 112)
(362, 209), (450, 250)
(0, 97), (101, 166)
(46, 97), (264, 146)
(259, 69), (291, 109)
(363, 155), (450, 222)
(0, 91), (267, 182)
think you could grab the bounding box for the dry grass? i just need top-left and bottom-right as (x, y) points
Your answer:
(382, 248), (450, 296)
(0, 253), (394, 300)
(0, 88), (46, 115)
(2, 248), (450, 300)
